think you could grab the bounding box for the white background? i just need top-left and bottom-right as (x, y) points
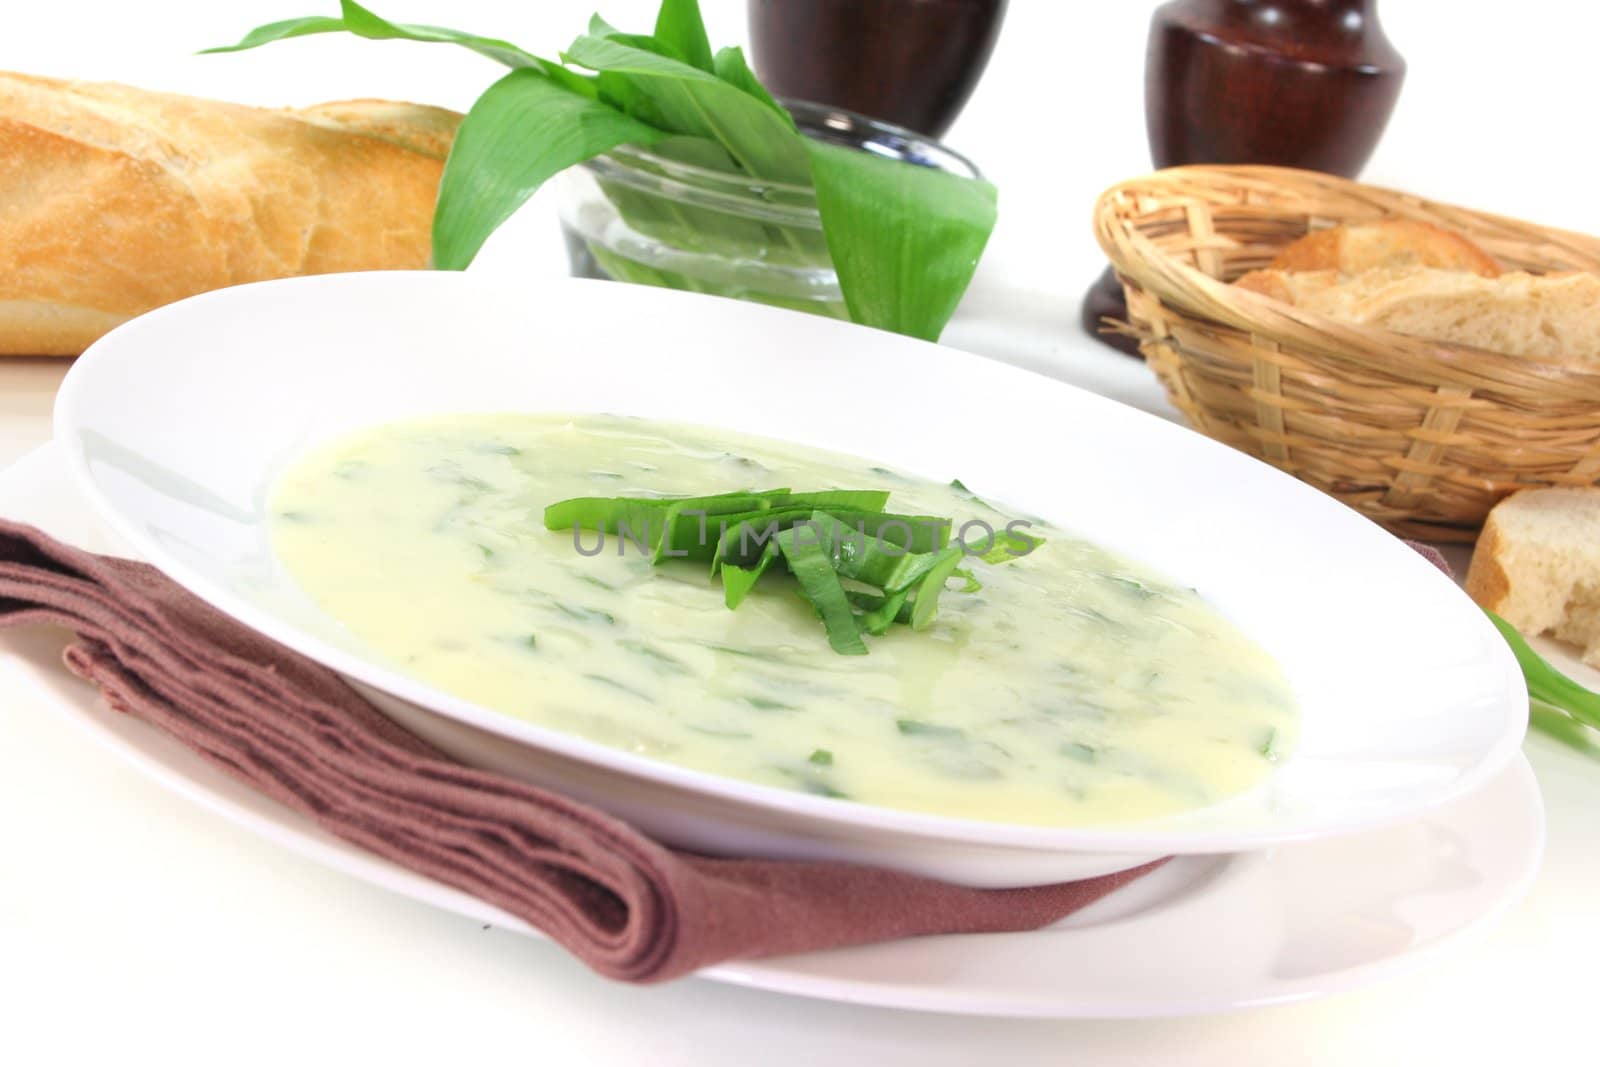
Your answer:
(3, 2), (1599, 1064)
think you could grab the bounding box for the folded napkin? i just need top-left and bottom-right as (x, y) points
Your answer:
(0, 520), (1167, 983)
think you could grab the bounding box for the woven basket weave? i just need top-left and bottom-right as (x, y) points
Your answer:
(1093, 165), (1600, 542)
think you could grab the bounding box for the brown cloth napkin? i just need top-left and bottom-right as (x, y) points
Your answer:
(0, 520), (1168, 983)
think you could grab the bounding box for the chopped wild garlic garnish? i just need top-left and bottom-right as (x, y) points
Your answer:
(543, 487), (1042, 655)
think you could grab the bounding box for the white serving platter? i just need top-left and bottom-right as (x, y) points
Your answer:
(0, 443), (1546, 1018)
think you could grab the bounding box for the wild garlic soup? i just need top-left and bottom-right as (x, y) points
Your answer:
(270, 413), (1296, 825)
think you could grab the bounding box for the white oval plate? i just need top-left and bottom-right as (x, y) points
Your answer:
(53, 272), (1527, 886)
(0, 443), (1547, 1018)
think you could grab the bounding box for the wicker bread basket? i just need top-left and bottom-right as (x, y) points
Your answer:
(1093, 165), (1600, 542)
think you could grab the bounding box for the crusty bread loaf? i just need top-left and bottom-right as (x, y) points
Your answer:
(1269, 219), (1502, 277)
(1466, 487), (1600, 668)
(0, 72), (460, 356)
(1237, 265), (1600, 362)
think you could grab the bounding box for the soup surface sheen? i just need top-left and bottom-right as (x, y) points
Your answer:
(271, 413), (1296, 825)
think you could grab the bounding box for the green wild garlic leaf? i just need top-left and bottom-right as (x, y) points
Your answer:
(204, 0), (595, 94)
(586, 14), (687, 64)
(561, 33), (812, 184)
(652, 0), (716, 73)
(712, 45), (794, 124)
(199, 15), (349, 54)
(1488, 612), (1600, 734)
(434, 70), (667, 269)
(774, 524), (868, 656)
(805, 138), (998, 342)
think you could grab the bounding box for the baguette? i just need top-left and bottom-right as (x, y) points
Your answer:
(1466, 487), (1600, 668)
(0, 72), (461, 356)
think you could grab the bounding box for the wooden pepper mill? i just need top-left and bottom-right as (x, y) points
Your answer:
(747, 0), (1009, 139)
(1084, 0), (1406, 355)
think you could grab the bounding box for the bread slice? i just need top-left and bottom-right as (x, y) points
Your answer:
(1233, 268), (1341, 304)
(1466, 487), (1600, 668)
(0, 72), (460, 356)
(1270, 219), (1502, 277)
(1234, 265), (1600, 362)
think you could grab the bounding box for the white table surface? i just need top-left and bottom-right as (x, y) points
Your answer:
(4, 2), (1600, 1063)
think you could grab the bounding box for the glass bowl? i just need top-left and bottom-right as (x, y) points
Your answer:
(557, 99), (983, 320)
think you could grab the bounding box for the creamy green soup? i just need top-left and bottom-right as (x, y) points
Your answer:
(270, 413), (1296, 826)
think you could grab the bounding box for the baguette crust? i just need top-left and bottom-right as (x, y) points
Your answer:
(0, 73), (460, 356)
(295, 98), (458, 159)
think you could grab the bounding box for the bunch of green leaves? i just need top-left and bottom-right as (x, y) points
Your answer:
(1487, 613), (1600, 760)
(543, 486), (1039, 655)
(207, 0), (998, 341)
